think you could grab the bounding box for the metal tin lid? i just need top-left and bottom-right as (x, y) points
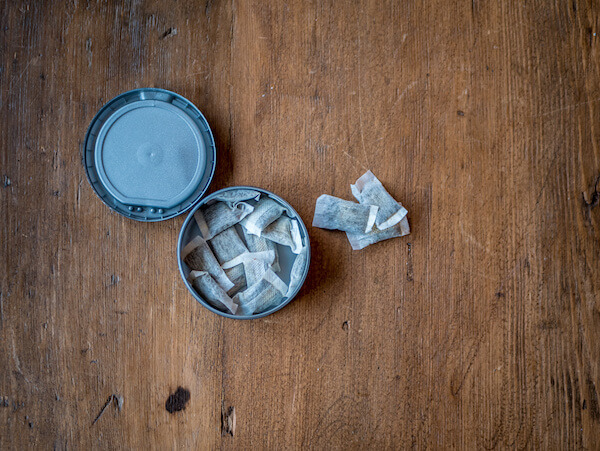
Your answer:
(83, 88), (216, 222)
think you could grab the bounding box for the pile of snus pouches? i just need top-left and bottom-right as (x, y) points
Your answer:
(183, 190), (308, 316)
(312, 170), (410, 249)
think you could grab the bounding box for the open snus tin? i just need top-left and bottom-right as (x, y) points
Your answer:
(84, 88), (310, 319)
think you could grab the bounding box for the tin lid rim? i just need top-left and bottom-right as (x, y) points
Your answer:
(82, 88), (216, 222)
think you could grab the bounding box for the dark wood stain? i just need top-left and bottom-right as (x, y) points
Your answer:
(165, 387), (191, 414)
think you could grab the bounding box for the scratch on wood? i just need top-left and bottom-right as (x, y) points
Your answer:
(76, 178), (82, 208)
(406, 242), (414, 281)
(17, 55), (40, 80)
(393, 81), (418, 106)
(459, 222), (488, 252)
(451, 334), (482, 396)
(160, 27), (178, 39)
(530, 145), (563, 216)
(92, 394), (123, 426)
(85, 38), (92, 67)
(10, 334), (38, 390)
(536, 97), (600, 117)
(341, 150), (368, 171)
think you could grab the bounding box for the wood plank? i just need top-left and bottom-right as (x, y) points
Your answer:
(1, 0), (599, 448)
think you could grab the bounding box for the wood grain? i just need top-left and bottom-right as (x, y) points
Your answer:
(1, 0), (599, 448)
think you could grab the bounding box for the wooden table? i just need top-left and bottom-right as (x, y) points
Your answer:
(1, 1), (599, 448)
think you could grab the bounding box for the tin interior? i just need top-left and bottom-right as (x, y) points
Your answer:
(178, 187), (311, 319)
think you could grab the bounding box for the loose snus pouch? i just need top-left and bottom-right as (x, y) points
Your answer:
(181, 189), (308, 317)
(188, 270), (238, 314)
(241, 197), (285, 236)
(312, 170), (410, 250)
(234, 269), (288, 315)
(209, 227), (249, 296)
(287, 246), (308, 296)
(194, 201), (254, 240)
(182, 236), (234, 291)
(350, 171), (408, 230)
(313, 194), (378, 234)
